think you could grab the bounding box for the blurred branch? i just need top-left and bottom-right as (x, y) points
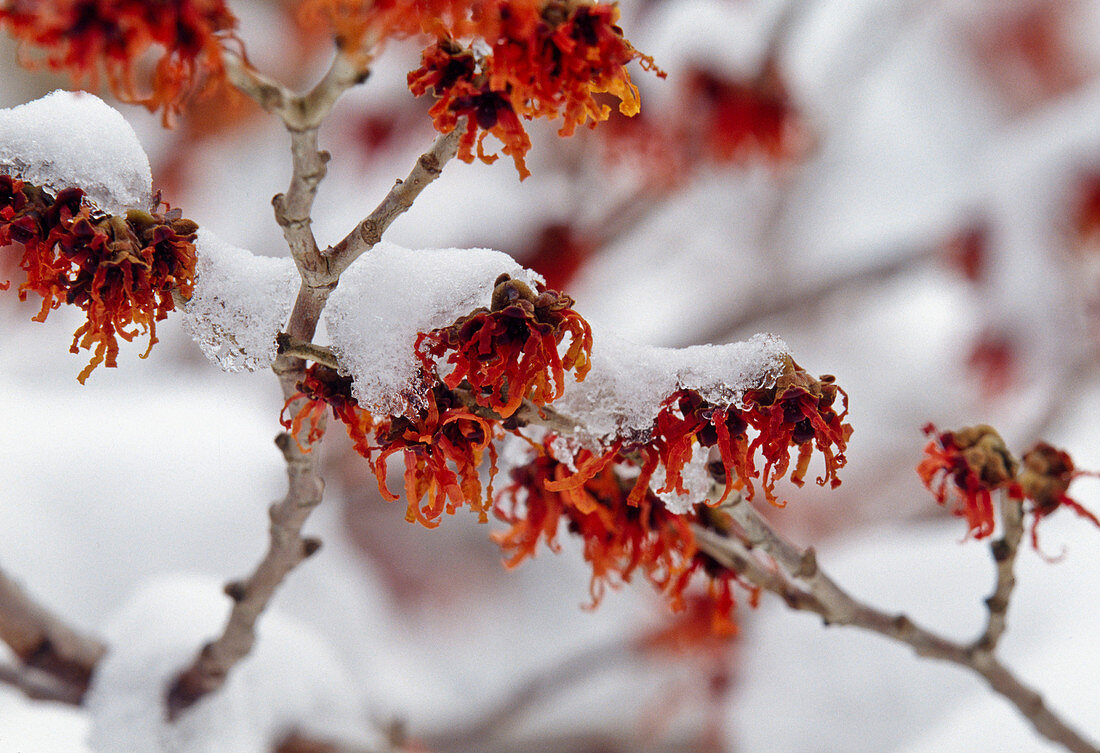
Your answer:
(0, 661), (86, 705)
(683, 243), (933, 346)
(694, 493), (1099, 753)
(0, 566), (105, 704)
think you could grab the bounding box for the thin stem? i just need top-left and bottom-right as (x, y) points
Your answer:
(325, 122), (466, 277)
(975, 493), (1024, 652)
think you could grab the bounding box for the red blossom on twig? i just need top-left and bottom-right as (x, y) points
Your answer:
(0, 174), (197, 382)
(373, 385), (500, 527)
(917, 423), (1017, 539)
(0, 0), (238, 121)
(494, 443), (753, 631)
(918, 425), (1099, 546)
(416, 273), (592, 417)
(407, 0), (662, 178)
(281, 364), (373, 455)
(1015, 442), (1100, 549)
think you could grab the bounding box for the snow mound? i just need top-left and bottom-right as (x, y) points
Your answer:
(85, 574), (377, 753)
(556, 329), (790, 442)
(181, 229), (299, 372)
(0, 90), (152, 215)
(325, 240), (543, 415)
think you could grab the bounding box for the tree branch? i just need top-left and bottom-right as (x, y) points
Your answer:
(0, 566), (106, 703)
(693, 494), (1099, 753)
(325, 122), (466, 277)
(167, 58), (464, 718)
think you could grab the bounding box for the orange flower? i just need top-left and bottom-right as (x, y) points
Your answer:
(416, 273), (592, 417)
(281, 364), (374, 456)
(1, 174), (197, 382)
(373, 385), (499, 527)
(494, 442), (752, 632)
(917, 423), (1018, 539)
(407, 0), (662, 178)
(0, 0), (237, 121)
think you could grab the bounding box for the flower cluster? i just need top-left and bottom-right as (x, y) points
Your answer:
(283, 365), (500, 528)
(682, 61), (805, 165)
(0, 0), (237, 121)
(407, 0), (662, 178)
(550, 355), (851, 510)
(0, 174), (197, 382)
(493, 443), (754, 632)
(918, 423), (1099, 544)
(416, 273), (592, 417)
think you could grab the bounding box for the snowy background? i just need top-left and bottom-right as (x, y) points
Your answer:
(2, 0), (1100, 751)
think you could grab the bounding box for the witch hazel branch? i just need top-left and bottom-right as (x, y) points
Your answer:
(0, 1), (1098, 752)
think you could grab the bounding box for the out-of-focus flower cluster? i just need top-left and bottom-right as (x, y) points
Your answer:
(0, 0), (237, 121)
(918, 423), (1100, 546)
(0, 174), (197, 382)
(404, 0), (662, 178)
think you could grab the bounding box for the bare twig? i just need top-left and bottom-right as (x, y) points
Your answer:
(694, 494), (1099, 753)
(0, 661), (86, 706)
(0, 566), (106, 703)
(975, 494), (1024, 652)
(325, 122), (467, 277)
(276, 333), (340, 369)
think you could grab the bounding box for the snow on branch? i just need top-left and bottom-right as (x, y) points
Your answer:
(325, 241), (543, 416)
(0, 90), (151, 215)
(181, 230), (299, 372)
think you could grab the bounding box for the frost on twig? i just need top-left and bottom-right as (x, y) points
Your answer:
(181, 230), (299, 372)
(0, 90), (152, 214)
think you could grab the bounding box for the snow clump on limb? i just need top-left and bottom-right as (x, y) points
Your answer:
(0, 90), (152, 214)
(325, 240), (544, 416)
(180, 229), (299, 372)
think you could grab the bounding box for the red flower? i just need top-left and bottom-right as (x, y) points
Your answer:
(416, 273), (592, 418)
(1, 174), (197, 382)
(373, 385), (500, 527)
(407, 0), (662, 178)
(494, 442), (753, 631)
(283, 365), (499, 528)
(545, 357), (850, 509)
(1015, 442), (1100, 549)
(408, 39), (535, 177)
(0, 0), (237, 121)
(683, 59), (805, 165)
(281, 364), (374, 456)
(739, 356), (851, 505)
(917, 423), (1018, 539)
